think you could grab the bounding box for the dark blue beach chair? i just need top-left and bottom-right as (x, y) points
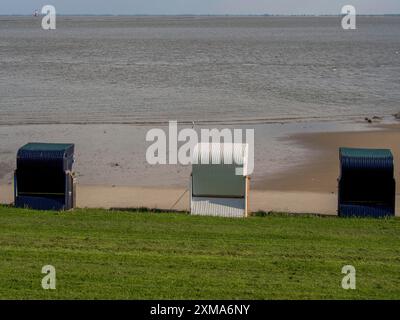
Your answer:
(14, 143), (76, 211)
(338, 147), (395, 217)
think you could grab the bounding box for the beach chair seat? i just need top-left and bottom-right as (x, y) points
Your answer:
(339, 204), (394, 218)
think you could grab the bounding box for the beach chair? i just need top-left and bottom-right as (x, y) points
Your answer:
(190, 143), (250, 218)
(14, 143), (76, 211)
(338, 147), (395, 217)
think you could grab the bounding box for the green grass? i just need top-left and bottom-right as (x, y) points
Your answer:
(0, 205), (399, 300)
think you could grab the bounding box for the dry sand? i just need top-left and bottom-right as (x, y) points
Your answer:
(1, 185), (398, 217)
(1, 123), (399, 216)
(0, 184), (339, 215)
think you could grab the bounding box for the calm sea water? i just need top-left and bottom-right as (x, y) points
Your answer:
(0, 16), (399, 125)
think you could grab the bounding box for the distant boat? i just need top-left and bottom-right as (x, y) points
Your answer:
(33, 10), (39, 17)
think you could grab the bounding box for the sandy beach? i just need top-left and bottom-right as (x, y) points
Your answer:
(2, 122), (399, 216)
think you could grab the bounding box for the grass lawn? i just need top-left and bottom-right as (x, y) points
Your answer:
(0, 205), (399, 300)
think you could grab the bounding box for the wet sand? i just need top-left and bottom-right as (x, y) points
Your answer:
(260, 123), (400, 193)
(0, 120), (390, 188)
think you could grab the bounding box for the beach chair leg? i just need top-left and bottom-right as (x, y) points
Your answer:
(14, 171), (18, 206)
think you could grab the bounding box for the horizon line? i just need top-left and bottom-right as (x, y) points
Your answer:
(1, 13), (400, 17)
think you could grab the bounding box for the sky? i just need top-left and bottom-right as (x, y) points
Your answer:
(1, 0), (400, 15)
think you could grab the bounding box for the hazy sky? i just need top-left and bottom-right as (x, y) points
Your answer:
(1, 0), (400, 15)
